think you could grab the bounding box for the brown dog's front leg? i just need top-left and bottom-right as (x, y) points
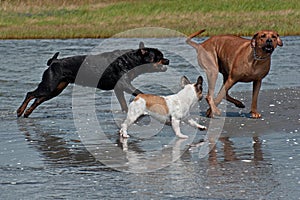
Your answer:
(250, 80), (262, 118)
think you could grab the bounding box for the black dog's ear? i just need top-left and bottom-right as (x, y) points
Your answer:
(139, 42), (148, 55)
(139, 42), (145, 49)
(180, 76), (191, 88)
(251, 32), (259, 48)
(140, 48), (148, 55)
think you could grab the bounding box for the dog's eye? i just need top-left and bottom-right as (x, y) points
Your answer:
(261, 34), (266, 38)
(271, 35), (277, 39)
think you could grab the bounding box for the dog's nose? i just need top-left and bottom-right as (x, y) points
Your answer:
(163, 59), (169, 65)
(266, 38), (272, 45)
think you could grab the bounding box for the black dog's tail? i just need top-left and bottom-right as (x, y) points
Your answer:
(47, 52), (60, 66)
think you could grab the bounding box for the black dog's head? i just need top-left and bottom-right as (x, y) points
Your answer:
(138, 42), (169, 72)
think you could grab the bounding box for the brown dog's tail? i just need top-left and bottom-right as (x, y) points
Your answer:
(186, 29), (206, 49)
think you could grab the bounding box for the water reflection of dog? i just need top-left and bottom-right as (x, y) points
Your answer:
(17, 42), (169, 117)
(188, 136), (277, 199)
(189, 136), (263, 165)
(17, 119), (96, 166)
(118, 137), (190, 172)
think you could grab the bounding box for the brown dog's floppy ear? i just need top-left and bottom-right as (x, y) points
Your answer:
(251, 32), (259, 48)
(180, 76), (191, 88)
(276, 34), (283, 46)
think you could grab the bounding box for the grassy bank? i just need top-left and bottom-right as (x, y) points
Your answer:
(1, 0), (299, 39)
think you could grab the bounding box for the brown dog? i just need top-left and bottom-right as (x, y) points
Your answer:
(186, 29), (283, 118)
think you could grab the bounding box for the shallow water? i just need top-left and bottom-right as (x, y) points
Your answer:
(0, 36), (299, 199)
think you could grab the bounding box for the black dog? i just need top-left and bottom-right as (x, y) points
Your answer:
(17, 42), (169, 117)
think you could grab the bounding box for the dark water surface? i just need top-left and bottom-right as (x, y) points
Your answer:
(0, 36), (299, 199)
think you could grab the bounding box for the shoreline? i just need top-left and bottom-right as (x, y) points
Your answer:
(2, 33), (300, 40)
(1, 0), (299, 39)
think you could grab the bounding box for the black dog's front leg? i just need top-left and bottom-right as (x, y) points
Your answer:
(114, 88), (128, 112)
(114, 76), (143, 112)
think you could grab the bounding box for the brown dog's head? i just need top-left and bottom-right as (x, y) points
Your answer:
(251, 30), (283, 54)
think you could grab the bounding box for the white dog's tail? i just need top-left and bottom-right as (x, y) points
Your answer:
(186, 29), (206, 49)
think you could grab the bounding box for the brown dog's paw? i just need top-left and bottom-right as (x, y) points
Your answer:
(214, 108), (222, 116)
(250, 111), (262, 119)
(206, 108), (221, 118)
(235, 101), (245, 108)
(206, 108), (213, 118)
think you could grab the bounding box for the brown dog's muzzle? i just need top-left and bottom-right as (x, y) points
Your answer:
(263, 38), (275, 53)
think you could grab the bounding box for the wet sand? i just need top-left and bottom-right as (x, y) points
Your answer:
(218, 87), (299, 135)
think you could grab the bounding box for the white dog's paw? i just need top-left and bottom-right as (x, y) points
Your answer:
(122, 133), (130, 138)
(177, 134), (189, 139)
(119, 129), (130, 138)
(121, 132), (130, 138)
(198, 125), (207, 131)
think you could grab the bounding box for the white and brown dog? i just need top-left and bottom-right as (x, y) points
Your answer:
(119, 76), (207, 139)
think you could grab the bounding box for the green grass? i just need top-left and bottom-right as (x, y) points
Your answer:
(0, 0), (299, 39)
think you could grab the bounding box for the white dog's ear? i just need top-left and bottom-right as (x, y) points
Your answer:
(139, 42), (145, 49)
(195, 76), (203, 92)
(196, 76), (203, 85)
(251, 32), (259, 48)
(181, 76), (190, 88)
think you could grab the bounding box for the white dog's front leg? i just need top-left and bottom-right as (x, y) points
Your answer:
(188, 119), (207, 130)
(119, 123), (130, 138)
(171, 118), (188, 139)
(119, 100), (145, 138)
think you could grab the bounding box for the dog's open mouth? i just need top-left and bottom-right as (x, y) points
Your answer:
(155, 59), (169, 72)
(263, 45), (274, 53)
(158, 65), (168, 72)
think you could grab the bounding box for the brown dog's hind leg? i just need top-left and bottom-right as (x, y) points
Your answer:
(219, 74), (245, 108)
(205, 75), (221, 118)
(198, 50), (221, 118)
(226, 93), (245, 108)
